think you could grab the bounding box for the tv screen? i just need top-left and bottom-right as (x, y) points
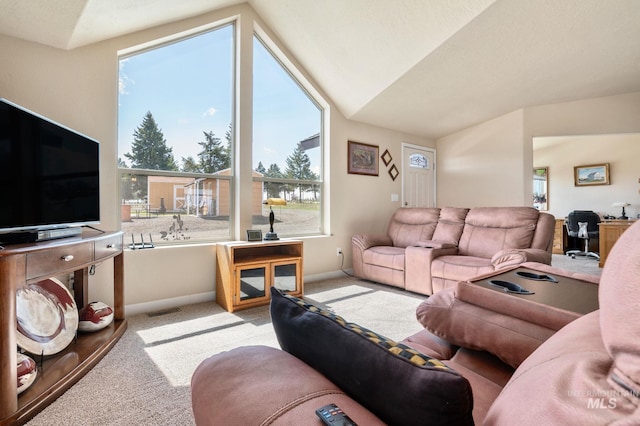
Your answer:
(0, 98), (100, 234)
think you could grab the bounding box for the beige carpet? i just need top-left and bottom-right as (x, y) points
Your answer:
(550, 253), (602, 276)
(25, 276), (427, 426)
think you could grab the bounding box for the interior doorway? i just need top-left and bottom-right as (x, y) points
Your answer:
(402, 143), (436, 208)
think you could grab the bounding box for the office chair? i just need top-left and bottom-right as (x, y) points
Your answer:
(565, 210), (601, 260)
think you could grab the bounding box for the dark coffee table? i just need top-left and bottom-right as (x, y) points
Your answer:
(466, 266), (599, 315)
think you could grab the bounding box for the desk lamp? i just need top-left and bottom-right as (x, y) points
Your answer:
(613, 202), (630, 220)
(264, 198), (287, 240)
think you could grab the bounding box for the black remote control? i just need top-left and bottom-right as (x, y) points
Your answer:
(315, 403), (358, 425)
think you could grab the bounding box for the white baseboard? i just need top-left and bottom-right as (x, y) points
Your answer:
(125, 291), (215, 317)
(124, 269), (354, 316)
(305, 269), (353, 282)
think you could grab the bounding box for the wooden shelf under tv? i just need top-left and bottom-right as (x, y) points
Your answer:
(0, 230), (126, 426)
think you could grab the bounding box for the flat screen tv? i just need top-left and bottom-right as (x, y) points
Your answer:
(0, 98), (100, 242)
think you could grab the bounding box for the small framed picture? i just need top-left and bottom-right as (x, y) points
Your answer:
(347, 140), (379, 176)
(574, 163), (610, 186)
(246, 229), (262, 241)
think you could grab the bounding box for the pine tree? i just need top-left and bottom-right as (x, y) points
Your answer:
(124, 111), (178, 171)
(197, 131), (230, 173)
(181, 156), (201, 172)
(285, 143), (317, 201)
(264, 163), (284, 199)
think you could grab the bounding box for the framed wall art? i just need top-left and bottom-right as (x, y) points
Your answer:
(574, 163), (610, 186)
(388, 164), (399, 181)
(381, 149), (392, 166)
(348, 140), (379, 176)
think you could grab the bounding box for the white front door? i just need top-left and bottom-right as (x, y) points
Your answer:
(402, 144), (436, 207)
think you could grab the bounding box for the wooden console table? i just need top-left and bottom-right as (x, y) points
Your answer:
(599, 220), (636, 267)
(0, 231), (125, 425)
(216, 240), (303, 312)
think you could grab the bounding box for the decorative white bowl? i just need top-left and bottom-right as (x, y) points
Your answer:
(78, 301), (114, 332)
(17, 352), (37, 394)
(16, 277), (78, 356)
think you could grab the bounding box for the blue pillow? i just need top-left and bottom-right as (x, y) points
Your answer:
(270, 288), (474, 426)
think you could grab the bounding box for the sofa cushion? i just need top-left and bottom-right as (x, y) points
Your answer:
(432, 207), (469, 245)
(430, 255), (495, 282)
(386, 207), (440, 248)
(598, 220), (640, 401)
(416, 288), (556, 368)
(270, 287), (474, 426)
(362, 245), (405, 270)
(457, 207), (539, 258)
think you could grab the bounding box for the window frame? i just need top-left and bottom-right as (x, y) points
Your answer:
(251, 31), (326, 237)
(116, 15), (329, 245)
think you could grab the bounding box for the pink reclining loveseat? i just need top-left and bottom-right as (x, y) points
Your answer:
(352, 206), (555, 295)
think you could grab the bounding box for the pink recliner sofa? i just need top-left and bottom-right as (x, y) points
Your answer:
(352, 206), (555, 295)
(190, 221), (640, 425)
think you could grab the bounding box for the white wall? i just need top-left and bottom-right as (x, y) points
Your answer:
(436, 109), (527, 207)
(0, 4), (432, 312)
(534, 133), (640, 220)
(437, 93), (640, 217)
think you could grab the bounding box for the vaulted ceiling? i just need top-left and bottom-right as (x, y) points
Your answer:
(1, 0), (639, 139)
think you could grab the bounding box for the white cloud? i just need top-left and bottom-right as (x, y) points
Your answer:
(203, 107), (217, 117)
(118, 59), (134, 95)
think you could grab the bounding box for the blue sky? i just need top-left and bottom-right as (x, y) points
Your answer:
(118, 24), (320, 174)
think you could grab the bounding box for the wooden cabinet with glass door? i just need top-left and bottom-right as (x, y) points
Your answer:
(215, 240), (303, 312)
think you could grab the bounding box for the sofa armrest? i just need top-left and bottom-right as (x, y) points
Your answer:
(352, 233), (393, 251)
(192, 346), (386, 425)
(416, 287), (565, 368)
(352, 234), (394, 279)
(491, 248), (551, 269)
(405, 245), (459, 295)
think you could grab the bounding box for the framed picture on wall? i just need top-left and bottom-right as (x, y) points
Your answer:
(347, 140), (379, 176)
(574, 163), (610, 186)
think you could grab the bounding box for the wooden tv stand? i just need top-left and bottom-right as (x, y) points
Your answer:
(0, 230), (126, 426)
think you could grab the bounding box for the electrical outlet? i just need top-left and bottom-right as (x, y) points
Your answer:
(336, 248), (342, 256)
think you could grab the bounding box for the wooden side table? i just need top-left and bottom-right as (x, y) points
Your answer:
(216, 239), (303, 312)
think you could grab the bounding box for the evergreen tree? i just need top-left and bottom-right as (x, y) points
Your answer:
(181, 156), (201, 172)
(285, 143), (317, 201)
(255, 162), (266, 174)
(266, 163), (284, 178)
(224, 123), (233, 166)
(264, 163), (284, 199)
(124, 111), (178, 171)
(197, 131), (230, 173)
(123, 111), (177, 198)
